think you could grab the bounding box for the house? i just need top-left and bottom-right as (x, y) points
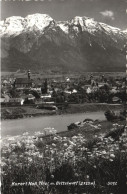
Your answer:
(112, 96), (121, 103)
(65, 77), (70, 82)
(72, 89), (77, 93)
(64, 89), (77, 94)
(0, 98), (6, 103)
(1, 94), (10, 102)
(1, 96), (24, 105)
(41, 94), (52, 99)
(14, 78), (33, 88)
(86, 87), (92, 94)
(98, 82), (105, 88)
(27, 94), (35, 100)
(9, 98), (25, 105)
(3, 80), (9, 85)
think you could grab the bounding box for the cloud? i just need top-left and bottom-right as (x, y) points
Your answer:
(100, 10), (115, 20)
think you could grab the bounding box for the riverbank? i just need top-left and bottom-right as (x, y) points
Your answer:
(60, 103), (124, 114)
(37, 119), (126, 142)
(1, 111), (106, 137)
(1, 103), (124, 120)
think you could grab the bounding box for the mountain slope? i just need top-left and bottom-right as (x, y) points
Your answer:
(0, 14), (126, 72)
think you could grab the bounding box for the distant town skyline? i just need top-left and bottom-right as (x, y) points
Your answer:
(1, 0), (127, 30)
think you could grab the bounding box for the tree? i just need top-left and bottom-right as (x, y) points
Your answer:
(9, 88), (20, 98)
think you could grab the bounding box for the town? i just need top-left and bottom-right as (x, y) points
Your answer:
(1, 70), (126, 104)
(1, 70), (126, 120)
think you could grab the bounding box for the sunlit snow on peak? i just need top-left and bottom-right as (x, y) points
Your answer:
(25, 14), (54, 30)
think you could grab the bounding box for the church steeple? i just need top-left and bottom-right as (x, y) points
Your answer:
(28, 70), (31, 80)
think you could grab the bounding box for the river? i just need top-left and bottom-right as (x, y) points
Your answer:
(1, 111), (106, 137)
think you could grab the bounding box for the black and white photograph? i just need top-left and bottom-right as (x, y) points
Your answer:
(1, 0), (127, 193)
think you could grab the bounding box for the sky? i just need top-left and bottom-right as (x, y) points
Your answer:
(1, 0), (127, 30)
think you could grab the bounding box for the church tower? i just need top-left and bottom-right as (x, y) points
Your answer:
(28, 70), (31, 80)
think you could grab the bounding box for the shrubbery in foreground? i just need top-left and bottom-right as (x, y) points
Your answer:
(1, 123), (127, 194)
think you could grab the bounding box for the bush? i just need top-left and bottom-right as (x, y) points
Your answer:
(1, 124), (127, 194)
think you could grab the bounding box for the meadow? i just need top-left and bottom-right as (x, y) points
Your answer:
(1, 120), (127, 194)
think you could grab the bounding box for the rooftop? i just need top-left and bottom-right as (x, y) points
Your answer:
(15, 78), (32, 84)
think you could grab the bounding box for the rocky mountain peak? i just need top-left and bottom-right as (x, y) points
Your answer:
(25, 14), (54, 30)
(0, 14), (126, 72)
(0, 14), (125, 37)
(0, 14), (54, 37)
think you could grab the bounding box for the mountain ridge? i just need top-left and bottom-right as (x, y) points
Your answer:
(0, 14), (126, 72)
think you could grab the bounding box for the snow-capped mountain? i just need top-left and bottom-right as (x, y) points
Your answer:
(0, 14), (54, 36)
(0, 14), (126, 72)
